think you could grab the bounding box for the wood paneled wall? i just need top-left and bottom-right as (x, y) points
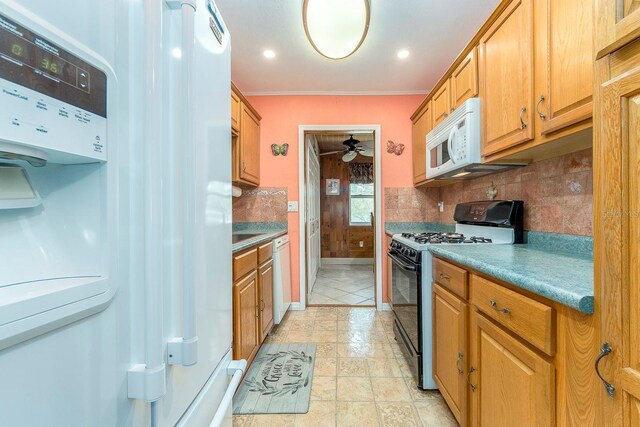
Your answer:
(320, 153), (374, 258)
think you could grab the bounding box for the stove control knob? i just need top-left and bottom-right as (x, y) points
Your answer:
(409, 249), (417, 257)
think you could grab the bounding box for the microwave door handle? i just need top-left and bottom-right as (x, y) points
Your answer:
(447, 127), (458, 164)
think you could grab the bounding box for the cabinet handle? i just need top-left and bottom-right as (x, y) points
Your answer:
(595, 342), (615, 398)
(519, 106), (527, 129)
(439, 271), (450, 281)
(456, 352), (464, 375)
(261, 300), (265, 311)
(242, 161), (247, 172)
(536, 95), (546, 121)
(467, 366), (477, 392)
(256, 305), (260, 318)
(490, 299), (510, 315)
(450, 106), (455, 113)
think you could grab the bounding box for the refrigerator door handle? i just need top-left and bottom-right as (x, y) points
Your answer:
(209, 360), (247, 427)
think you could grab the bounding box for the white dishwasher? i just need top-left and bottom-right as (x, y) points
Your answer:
(272, 234), (291, 324)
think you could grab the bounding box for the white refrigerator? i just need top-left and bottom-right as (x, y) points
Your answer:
(0, 0), (239, 426)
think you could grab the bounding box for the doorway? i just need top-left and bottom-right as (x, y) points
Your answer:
(299, 126), (382, 308)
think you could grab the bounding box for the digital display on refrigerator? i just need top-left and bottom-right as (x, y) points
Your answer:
(0, 13), (106, 117)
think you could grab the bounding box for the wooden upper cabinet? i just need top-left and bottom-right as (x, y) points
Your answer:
(433, 284), (468, 426)
(431, 80), (452, 127)
(451, 48), (478, 109)
(231, 89), (240, 134)
(237, 101), (260, 186)
(534, 0), (593, 135)
(480, 0), (534, 157)
(412, 101), (432, 186)
(470, 311), (554, 427)
(596, 0), (640, 58)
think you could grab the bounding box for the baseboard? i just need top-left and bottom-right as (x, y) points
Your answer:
(381, 303), (392, 311)
(289, 302), (304, 311)
(321, 258), (374, 265)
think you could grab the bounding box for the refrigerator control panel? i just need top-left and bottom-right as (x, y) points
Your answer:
(0, 12), (107, 162)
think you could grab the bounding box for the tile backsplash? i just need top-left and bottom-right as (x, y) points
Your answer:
(232, 187), (288, 223)
(384, 148), (593, 236)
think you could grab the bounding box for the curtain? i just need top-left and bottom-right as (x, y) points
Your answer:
(348, 162), (374, 184)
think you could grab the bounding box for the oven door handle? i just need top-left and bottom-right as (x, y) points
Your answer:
(387, 252), (417, 272)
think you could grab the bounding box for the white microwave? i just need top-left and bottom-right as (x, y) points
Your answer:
(426, 98), (481, 179)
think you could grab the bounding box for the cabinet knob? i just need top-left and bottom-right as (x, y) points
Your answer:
(536, 95), (546, 121)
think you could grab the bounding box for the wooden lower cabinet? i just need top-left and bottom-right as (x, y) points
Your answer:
(233, 271), (259, 363)
(258, 259), (274, 341)
(469, 310), (554, 427)
(433, 284), (468, 426)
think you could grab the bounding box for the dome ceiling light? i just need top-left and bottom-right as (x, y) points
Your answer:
(303, 0), (371, 60)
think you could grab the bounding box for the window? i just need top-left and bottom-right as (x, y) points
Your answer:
(349, 183), (374, 225)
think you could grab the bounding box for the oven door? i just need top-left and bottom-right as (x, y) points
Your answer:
(387, 250), (422, 355)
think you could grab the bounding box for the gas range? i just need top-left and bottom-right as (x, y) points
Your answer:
(388, 200), (524, 391)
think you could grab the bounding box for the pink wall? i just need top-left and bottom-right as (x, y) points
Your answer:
(247, 95), (425, 303)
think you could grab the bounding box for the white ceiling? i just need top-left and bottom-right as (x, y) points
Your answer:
(216, 0), (501, 95)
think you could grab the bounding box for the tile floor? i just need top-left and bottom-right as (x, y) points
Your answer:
(308, 265), (375, 306)
(233, 307), (459, 427)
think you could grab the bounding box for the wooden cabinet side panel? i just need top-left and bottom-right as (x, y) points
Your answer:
(480, 0), (534, 157)
(412, 102), (432, 186)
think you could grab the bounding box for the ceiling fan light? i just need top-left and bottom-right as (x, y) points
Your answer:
(303, 0), (370, 60)
(342, 151), (358, 162)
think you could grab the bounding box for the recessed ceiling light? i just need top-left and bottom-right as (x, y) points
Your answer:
(263, 49), (276, 59)
(397, 49), (410, 59)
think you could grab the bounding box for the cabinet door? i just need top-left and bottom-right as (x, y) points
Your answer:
(596, 0), (640, 57)
(535, 0), (593, 135)
(239, 103), (260, 185)
(479, 0), (534, 157)
(231, 88), (240, 134)
(469, 311), (554, 427)
(233, 271), (259, 362)
(433, 284), (468, 426)
(596, 64), (640, 426)
(431, 80), (452, 127)
(412, 101), (432, 186)
(259, 260), (274, 341)
(451, 48), (478, 109)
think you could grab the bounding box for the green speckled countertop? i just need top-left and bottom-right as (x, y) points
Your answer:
(428, 233), (594, 314)
(232, 222), (288, 253)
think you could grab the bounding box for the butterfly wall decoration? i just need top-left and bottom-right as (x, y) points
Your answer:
(386, 140), (405, 156)
(271, 143), (289, 156)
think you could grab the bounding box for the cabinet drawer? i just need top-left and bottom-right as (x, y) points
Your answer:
(470, 275), (555, 355)
(433, 257), (468, 299)
(233, 248), (257, 281)
(258, 241), (273, 265)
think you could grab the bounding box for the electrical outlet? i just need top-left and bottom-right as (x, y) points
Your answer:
(438, 201), (445, 212)
(359, 241), (364, 247)
(287, 201), (298, 212)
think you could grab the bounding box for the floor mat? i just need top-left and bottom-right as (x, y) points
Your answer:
(233, 343), (316, 414)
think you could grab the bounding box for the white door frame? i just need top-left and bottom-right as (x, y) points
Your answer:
(297, 124), (383, 310)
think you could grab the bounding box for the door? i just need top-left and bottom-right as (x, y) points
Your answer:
(596, 0), (640, 57)
(479, 0), (534, 157)
(432, 80), (452, 127)
(596, 64), (640, 426)
(233, 271), (259, 362)
(535, 0), (593, 135)
(306, 137), (321, 295)
(451, 48), (478, 109)
(433, 284), (468, 426)
(239, 103), (260, 185)
(412, 101), (432, 185)
(259, 260), (274, 341)
(469, 311), (554, 427)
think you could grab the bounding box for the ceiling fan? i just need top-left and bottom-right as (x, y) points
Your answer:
(319, 135), (374, 162)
